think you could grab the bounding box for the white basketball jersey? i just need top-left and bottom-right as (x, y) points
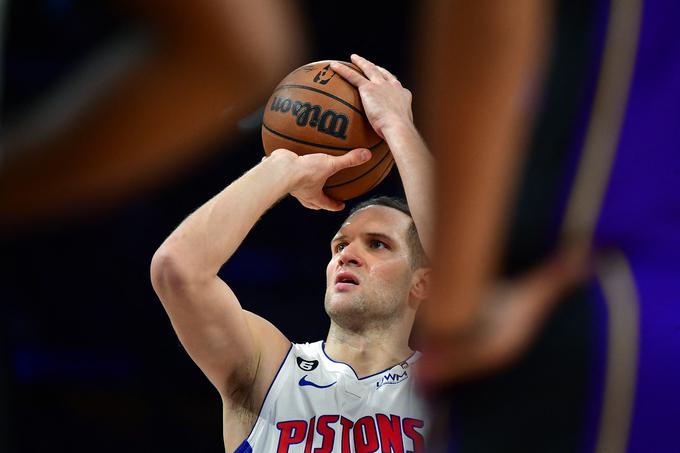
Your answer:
(234, 341), (429, 452)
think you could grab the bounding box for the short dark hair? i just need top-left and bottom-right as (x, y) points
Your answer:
(346, 196), (429, 268)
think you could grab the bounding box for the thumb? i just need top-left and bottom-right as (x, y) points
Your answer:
(332, 148), (372, 172)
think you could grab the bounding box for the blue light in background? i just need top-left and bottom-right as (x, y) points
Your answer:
(13, 347), (136, 382)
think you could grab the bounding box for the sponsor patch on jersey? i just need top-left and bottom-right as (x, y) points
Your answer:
(376, 370), (408, 389)
(296, 357), (319, 371)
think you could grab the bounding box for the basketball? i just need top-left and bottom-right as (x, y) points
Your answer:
(261, 60), (394, 201)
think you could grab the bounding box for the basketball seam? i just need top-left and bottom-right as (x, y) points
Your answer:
(324, 146), (392, 188)
(272, 84), (363, 115)
(365, 159), (395, 192)
(262, 123), (383, 152)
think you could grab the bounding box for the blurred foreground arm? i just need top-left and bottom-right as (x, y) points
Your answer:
(421, 247), (588, 382)
(416, 0), (588, 383)
(0, 0), (304, 229)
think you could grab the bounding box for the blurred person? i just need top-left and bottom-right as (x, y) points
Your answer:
(418, 0), (680, 452)
(557, 1), (680, 451)
(416, 0), (581, 385)
(412, 4), (589, 449)
(0, 0), (304, 230)
(150, 55), (434, 452)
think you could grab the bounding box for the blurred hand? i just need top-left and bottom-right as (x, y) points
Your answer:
(417, 244), (590, 387)
(267, 148), (371, 211)
(331, 55), (413, 139)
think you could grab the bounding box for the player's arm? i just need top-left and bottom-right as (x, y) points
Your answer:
(149, 148), (370, 398)
(331, 56), (434, 255)
(413, 1), (592, 385)
(0, 0), (304, 229)
(417, 0), (551, 336)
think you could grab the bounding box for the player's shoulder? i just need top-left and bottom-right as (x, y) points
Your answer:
(292, 340), (323, 354)
(290, 340), (324, 364)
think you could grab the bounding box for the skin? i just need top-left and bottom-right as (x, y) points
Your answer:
(150, 55), (433, 451)
(0, 0), (304, 230)
(416, 0), (588, 385)
(324, 205), (429, 375)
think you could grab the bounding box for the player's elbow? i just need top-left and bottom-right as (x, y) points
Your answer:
(150, 246), (200, 299)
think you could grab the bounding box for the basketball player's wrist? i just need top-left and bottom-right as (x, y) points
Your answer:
(259, 150), (304, 195)
(381, 119), (418, 143)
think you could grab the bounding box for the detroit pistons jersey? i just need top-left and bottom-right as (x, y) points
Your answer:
(234, 341), (429, 452)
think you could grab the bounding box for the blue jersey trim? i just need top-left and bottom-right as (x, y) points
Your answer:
(233, 343), (293, 453)
(233, 440), (252, 453)
(320, 341), (418, 380)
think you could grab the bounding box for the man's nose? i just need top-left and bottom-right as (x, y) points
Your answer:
(338, 243), (363, 267)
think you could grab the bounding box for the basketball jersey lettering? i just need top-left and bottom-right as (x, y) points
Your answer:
(340, 416), (354, 453)
(276, 420), (307, 452)
(274, 414), (423, 452)
(354, 416), (380, 453)
(269, 96), (349, 139)
(403, 418), (425, 453)
(304, 417), (315, 453)
(377, 414), (404, 453)
(244, 343), (428, 451)
(314, 415), (339, 453)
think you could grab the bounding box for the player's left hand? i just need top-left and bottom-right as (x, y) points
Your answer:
(330, 55), (413, 139)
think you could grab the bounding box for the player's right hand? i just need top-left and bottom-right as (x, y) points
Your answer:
(417, 243), (591, 387)
(267, 148), (371, 211)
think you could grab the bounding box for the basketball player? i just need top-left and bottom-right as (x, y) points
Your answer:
(150, 54), (433, 452)
(416, 0), (587, 383)
(419, 1), (680, 452)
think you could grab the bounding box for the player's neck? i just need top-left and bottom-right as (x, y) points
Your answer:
(325, 322), (413, 378)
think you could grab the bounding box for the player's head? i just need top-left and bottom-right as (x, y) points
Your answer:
(324, 196), (430, 333)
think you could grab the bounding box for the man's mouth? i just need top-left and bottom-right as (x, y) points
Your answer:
(334, 272), (359, 291)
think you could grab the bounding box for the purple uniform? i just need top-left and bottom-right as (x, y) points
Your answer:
(581, 0), (680, 451)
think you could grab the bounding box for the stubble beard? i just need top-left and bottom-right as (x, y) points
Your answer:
(324, 287), (405, 334)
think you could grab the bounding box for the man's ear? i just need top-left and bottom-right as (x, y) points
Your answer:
(409, 267), (431, 307)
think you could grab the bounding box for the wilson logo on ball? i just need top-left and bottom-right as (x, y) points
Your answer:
(269, 96), (349, 140)
(261, 60), (394, 201)
(312, 63), (336, 85)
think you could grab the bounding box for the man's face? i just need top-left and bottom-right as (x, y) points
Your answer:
(324, 205), (415, 331)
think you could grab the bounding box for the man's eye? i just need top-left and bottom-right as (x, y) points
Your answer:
(369, 240), (387, 249)
(335, 243), (347, 253)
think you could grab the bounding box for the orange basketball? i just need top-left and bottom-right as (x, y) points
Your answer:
(261, 60), (394, 201)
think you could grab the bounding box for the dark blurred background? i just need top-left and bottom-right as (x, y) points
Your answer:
(1, 0), (602, 452)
